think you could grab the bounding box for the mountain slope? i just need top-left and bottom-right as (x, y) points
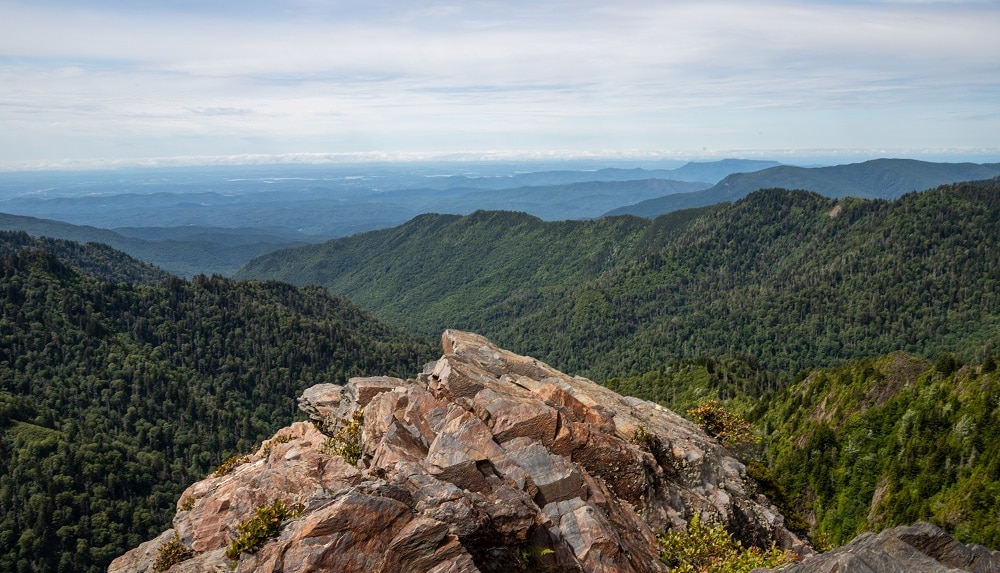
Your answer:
(0, 230), (171, 284)
(413, 158), (782, 190)
(606, 160), (1000, 218)
(235, 206), (720, 337)
(0, 246), (436, 572)
(242, 180), (1000, 380)
(499, 181), (1000, 378)
(758, 352), (1000, 549)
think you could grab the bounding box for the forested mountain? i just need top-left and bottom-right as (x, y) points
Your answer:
(603, 350), (1000, 552)
(0, 247), (436, 572)
(239, 179), (1000, 380)
(758, 352), (1000, 549)
(0, 213), (307, 277)
(605, 159), (1000, 218)
(0, 230), (170, 284)
(234, 206), (721, 337)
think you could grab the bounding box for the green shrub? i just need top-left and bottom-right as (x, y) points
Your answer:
(658, 514), (792, 573)
(322, 409), (364, 465)
(153, 534), (194, 573)
(261, 434), (293, 457)
(225, 499), (302, 560)
(687, 400), (758, 449)
(213, 454), (251, 477)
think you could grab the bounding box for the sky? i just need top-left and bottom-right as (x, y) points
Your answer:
(1, 0), (998, 170)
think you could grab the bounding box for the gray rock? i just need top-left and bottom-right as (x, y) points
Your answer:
(768, 522), (1000, 573)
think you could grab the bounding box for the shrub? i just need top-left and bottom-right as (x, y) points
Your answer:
(687, 400), (758, 449)
(322, 408), (364, 465)
(153, 533), (194, 573)
(225, 499), (303, 560)
(213, 454), (250, 477)
(658, 514), (792, 573)
(261, 434), (293, 457)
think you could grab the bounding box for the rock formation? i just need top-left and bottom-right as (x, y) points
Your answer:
(764, 521), (1000, 573)
(110, 330), (808, 573)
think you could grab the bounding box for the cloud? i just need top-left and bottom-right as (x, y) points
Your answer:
(0, 0), (997, 163)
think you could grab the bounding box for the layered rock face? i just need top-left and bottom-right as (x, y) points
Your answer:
(111, 330), (806, 573)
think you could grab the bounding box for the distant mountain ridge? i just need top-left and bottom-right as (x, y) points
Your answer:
(0, 212), (307, 277)
(417, 158), (782, 189)
(605, 159), (1000, 217)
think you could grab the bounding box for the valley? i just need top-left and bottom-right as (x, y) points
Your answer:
(0, 157), (998, 571)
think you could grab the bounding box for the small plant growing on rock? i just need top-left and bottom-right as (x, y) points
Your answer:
(518, 544), (555, 565)
(178, 494), (202, 512)
(657, 514), (791, 573)
(687, 400), (758, 449)
(225, 499), (303, 561)
(322, 408), (364, 465)
(153, 533), (194, 573)
(213, 454), (251, 477)
(261, 434), (293, 457)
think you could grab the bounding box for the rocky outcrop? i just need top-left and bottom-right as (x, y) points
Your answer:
(763, 522), (1000, 573)
(111, 330), (808, 573)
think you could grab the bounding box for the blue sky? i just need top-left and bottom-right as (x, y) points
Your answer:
(1, 0), (998, 169)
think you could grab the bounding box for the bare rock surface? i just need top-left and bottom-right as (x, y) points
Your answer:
(112, 330), (809, 572)
(761, 522), (1000, 573)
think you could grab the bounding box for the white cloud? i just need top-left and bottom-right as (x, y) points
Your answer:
(0, 0), (997, 164)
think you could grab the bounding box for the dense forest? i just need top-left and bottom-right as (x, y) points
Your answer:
(238, 179), (1000, 380)
(235, 205), (720, 337)
(0, 230), (171, 285)
(606, 350), (1000, 550)
(0, 243), (436, 572)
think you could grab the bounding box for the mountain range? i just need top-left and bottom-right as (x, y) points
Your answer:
(237, 178), (1000, 379)
(605, 158), (1000, 218)
(2, 158), (1000, 571)
(3, 158), (997, 277)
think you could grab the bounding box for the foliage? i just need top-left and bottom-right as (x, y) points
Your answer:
(152, 533), (194, 573)
(322, 409), (364, 465)
(0, 246), (436, 572)
(213, 454), (251, 477)
(517, 544), (555, 565)
(687, 400), (759, 449)
(657, 514), (793, 573)
(260, 434), (293, 458)
(0, 230), (170, 284)
(759, 353), (1000, 548)
(225, 499), (302, 560)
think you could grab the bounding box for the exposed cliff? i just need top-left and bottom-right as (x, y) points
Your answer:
(111, 330), (807, 572)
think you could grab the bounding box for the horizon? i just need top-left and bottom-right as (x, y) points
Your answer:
(2, 0), (998, 168)
(1, 149), (999, 174)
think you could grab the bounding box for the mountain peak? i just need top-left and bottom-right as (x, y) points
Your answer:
(111, 330), (808, 572)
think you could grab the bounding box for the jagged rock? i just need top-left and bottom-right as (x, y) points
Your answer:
(763, 521), (1000, 572)
(113, 330), (810, 572)
(297, 383), (341, 433)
